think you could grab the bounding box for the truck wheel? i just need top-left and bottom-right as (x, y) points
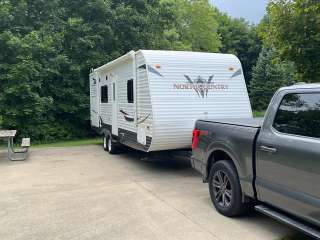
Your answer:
(208, 160), (248, 217)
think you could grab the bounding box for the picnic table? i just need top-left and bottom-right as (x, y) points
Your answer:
(0, 130), (30, 161)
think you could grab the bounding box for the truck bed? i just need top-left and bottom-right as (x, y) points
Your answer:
(198, 117), (263, 128)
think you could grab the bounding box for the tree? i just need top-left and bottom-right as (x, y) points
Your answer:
(0, 0), (171, 142)
(261, 0), (320, 82)
(156, 0), (221, 52)
(249, 48), (296, 111)
(217, 13), (262, 85)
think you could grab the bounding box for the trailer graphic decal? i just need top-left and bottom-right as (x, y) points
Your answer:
(137, 114), (150, 124)
(173, 75), (229, 98)
(230, 69), (242, 79)
(138, 64), (163, 77)
(120, 110), (134, 122)
(120, 110), (150, 124)
(184, 75), (214, 98)
(99, 117), (112, 131)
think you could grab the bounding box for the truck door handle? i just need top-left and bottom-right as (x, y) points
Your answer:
(260, 145), (277, 153)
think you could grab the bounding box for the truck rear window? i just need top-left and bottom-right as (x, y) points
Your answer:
(273, 93), (320, 138)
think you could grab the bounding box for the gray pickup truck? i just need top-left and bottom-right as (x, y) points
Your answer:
(191, 84), (320, 238)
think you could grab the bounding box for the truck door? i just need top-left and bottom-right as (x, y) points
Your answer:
(256, 91), (320, 225)
(111, 74), (118, 136)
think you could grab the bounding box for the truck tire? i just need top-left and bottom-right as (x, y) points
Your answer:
(208, 160), (248, 217)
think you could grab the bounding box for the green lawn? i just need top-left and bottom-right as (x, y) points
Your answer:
(33, 138), (101, 148)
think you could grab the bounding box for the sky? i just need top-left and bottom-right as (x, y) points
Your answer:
(211, 0), (269, 24)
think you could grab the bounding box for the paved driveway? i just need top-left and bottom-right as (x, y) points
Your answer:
(0, 145), (297, 240)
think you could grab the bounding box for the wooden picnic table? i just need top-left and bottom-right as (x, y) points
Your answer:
(0, 130), (29, 161)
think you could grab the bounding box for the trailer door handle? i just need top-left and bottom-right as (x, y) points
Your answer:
(260, 145), (277, 153)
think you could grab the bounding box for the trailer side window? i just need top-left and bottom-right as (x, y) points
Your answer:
(127, 79), (134, 103)
(101, 85), (108, 103)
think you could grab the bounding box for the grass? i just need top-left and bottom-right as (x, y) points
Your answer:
(253, 110), (266, 117)
(32, 138), (101, 148)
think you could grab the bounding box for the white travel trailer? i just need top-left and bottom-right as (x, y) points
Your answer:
(90, 50), (252, 153)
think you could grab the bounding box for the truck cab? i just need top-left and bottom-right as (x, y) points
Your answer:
(256, 84), (320, 228)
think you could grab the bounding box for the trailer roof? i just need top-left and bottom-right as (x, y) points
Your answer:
(139, 49), (237, 60)
(94, 50), (135, 72)
(94, 50), (239, 73)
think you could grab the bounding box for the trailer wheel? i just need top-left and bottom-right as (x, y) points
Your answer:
(107, 135), (117, 154)
(103, 135), (109, 151)
(208, 160), (248, 217)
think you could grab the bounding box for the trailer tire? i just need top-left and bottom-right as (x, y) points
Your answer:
(103, 135), (108, 151)
(107, 135), (117, 154)
(208, 160), (248, 217)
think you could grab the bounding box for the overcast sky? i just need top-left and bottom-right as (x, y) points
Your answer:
(211, 0), (269, 24)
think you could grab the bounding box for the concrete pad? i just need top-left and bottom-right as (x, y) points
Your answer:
(0, 146), (296, 240)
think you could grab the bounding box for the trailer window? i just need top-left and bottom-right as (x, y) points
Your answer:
(127, 79), (134, 103)
(273, 93), (320, 138)
(101, 85), (108, 103)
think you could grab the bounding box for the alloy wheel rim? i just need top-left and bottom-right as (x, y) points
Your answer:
(212, 170), (232, 208)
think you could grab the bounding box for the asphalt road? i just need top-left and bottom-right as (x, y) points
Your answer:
(0, 145), (298, 240)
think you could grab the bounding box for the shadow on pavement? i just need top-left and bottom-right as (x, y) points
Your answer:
(116, 148), (199, 177)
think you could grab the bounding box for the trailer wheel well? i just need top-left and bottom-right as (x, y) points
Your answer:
(206, 150), (233, 180)
(101, 129), (111, 137)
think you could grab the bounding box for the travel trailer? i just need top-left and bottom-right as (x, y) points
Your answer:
(90, 50), (252, 153)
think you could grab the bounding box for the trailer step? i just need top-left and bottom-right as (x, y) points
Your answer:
(255, 205), (320, 239)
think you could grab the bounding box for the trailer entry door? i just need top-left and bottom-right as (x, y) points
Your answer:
(111, 75), (118, 135)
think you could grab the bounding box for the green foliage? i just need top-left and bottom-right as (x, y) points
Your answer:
(261, 0), (320, 82)
(253, 111), (265, 118)
(249, 48), (296, 111)
(217, 14), (262, 84)
(2, 0), (301, 142)
(156, 0), (221, 52)
(251, 0), (320, 110)
(0, 0), (235, 143)
(0, 0), (169, 142)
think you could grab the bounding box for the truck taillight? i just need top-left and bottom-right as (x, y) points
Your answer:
(192, 129), (208, 150)
(192, 129), (200, 150)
